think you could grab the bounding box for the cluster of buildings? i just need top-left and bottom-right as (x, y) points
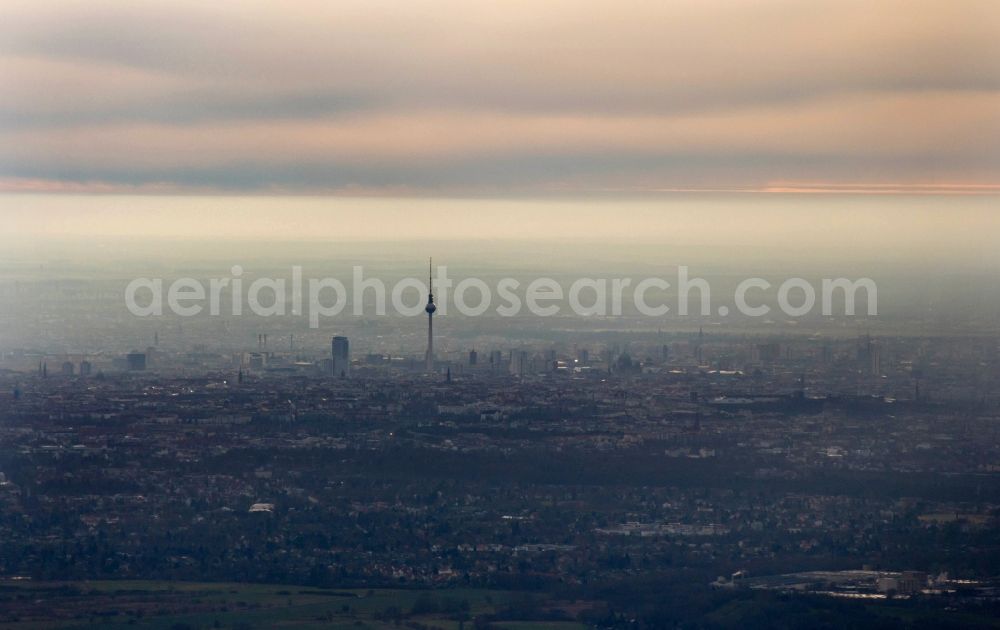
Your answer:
(0, 269), (998, 615)
(0, 330), (997, 599)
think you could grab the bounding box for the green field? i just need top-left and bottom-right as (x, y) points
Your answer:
(0, 580), (591, 630)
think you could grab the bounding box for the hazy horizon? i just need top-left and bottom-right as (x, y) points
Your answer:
(2, 193), (998, 275)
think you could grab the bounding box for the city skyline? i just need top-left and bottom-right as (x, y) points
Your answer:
(1, 3), (999, 627)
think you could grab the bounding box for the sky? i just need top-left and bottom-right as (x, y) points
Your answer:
(1, 0), (999, 195)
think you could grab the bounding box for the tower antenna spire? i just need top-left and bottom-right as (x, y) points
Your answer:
(424, 257), (437, 371)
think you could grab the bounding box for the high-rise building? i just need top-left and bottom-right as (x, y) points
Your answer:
(331, 335), (350, 377)
(510, 350), (528, 376)
(489, 350), (503, 373)
(247, 352), (265, 370)
(126, 352), (146, 371)
(870, 343), (881, 377)
(469, 349), (478, 366)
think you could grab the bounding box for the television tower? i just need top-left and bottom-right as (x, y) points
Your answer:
(424, 257), (436, 371)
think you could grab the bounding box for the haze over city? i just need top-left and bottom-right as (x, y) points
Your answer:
(1, 2), (999, 629)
